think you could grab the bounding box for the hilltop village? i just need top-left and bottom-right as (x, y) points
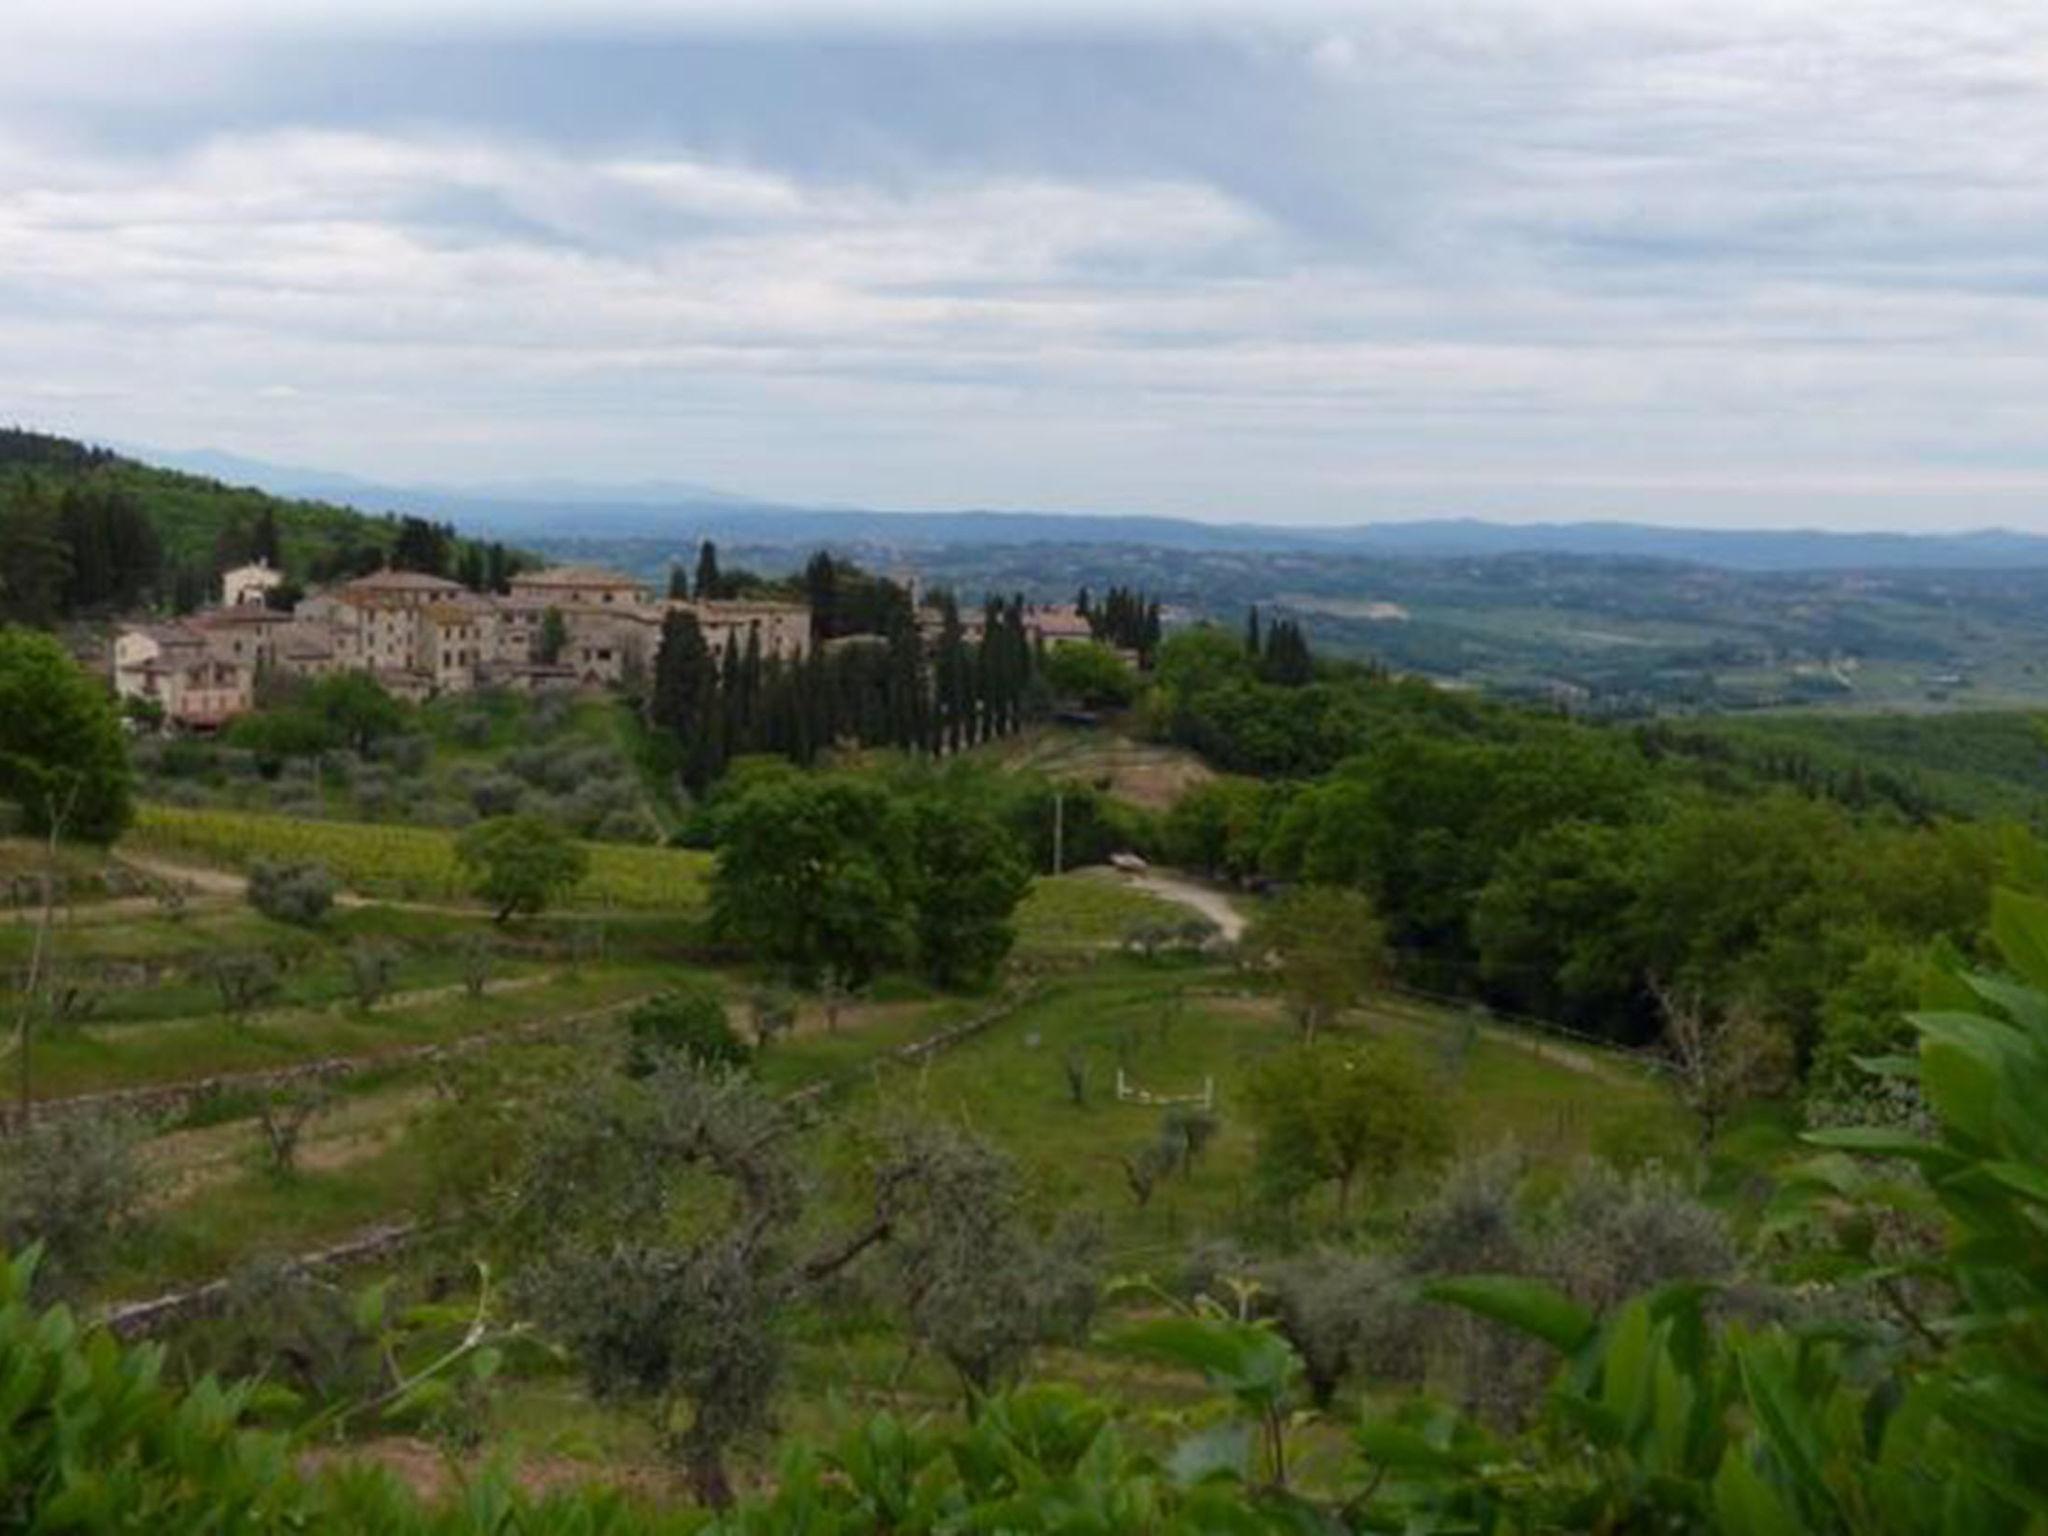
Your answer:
(107, 557), (1108, 729)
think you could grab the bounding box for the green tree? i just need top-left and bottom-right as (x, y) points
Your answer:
(0, 482), (72, 628)
(710, 775), (914, 987)
(1243, 884), (1388, 1041)
(0, 626), (131, 843)
(1163, 776), (1271, 881)
(625, 985), (749, 1075)
(1246, 1042), (1447, 1218)
(454, 813), (589, 923)
(911, 795), (1030, 988)
(302, 671), (404, 755)
(1042, 641), (1136, 708)
(537, 607), (569, 664)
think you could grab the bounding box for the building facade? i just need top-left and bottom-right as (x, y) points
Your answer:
(112, 561), (810, 728)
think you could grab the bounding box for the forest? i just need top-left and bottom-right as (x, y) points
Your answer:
(0, 427), (526, 621)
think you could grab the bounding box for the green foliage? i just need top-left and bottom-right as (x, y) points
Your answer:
(1242, 884), (1388, 1040)
(0, 625), (132, 843)
(711, 770), (1032, 990)
(1041, 640), (1136, 708)
(626, 985), (749, 1075)
(454, 813), (590, 923)
(245, 857), (336, 926)
(1245, 1041), (1449, 1218)
(712, 774), (915, 987)
(872, 1122), (1101, 1405)
(302, 671), (407, 755)
(137, 803), (707, 910)
(909, 794), (1030, 987)
(1161, 775), (1273, 882)
(0, 1114), (142, 1304)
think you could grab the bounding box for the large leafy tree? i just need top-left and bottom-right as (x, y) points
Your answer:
(910, 795), (1030, 988)
(711, 774), (915, 988)
(1245, 1041), (1447, 1218)
(302, 671), (404, 755)
(0, 626), (131, 843)
(454, 813), (589, 923)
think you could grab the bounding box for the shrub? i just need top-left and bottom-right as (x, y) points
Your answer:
(0, 1113), (142, 1303)
(246, 858), (336, 926)
(208, 951), (282, 1019)
(1258, 1248), (1419, 1406)
(344, 940), (399, 1011)
(468, 772), (525, 818)
(625, 985), (748, 1075)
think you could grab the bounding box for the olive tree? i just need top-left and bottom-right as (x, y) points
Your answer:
(246, 859), (336, 927)
(0, 1112), (143, 1303)
(873, 1122), (1101, 1409)
(505, 1065), (912, 1506)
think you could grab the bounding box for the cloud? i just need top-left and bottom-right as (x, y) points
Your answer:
(4, 2), (2048, 527)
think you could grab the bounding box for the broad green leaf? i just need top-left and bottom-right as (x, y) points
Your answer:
(1714, 1449), (1806, 1536)
(1990, 888), (2048, 993)
(1425, 1275), (1595, 1353)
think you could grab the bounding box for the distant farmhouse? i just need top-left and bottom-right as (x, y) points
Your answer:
(112, 558), (812, 728)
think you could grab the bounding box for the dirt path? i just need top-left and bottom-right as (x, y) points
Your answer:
(1119, 870), (1247, 942)
(119, 852), (248, 897)
(120, 850), (481, 917)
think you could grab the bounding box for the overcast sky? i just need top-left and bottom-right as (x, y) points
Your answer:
(7, 1), (2048, 528)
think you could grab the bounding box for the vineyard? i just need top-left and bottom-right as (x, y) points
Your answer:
(132, 803), (711, 913)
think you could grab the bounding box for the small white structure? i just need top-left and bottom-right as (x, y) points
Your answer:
(1114, 1068), (1215, 1110)
(222, 559), (284, 609)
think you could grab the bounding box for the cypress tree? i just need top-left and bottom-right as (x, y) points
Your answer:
(695, 540), (721, 600)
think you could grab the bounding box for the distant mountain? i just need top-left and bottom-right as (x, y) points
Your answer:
(106, 439), (2048, 571)
(1317, 519), (2048, 572)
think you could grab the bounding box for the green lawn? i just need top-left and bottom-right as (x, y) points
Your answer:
(1014, 870), (1186, 951)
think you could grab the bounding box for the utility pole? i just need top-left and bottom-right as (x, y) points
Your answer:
(1052, 789), (1065, 877)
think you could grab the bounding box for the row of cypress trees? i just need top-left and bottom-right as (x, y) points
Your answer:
(646, 581), (1042, 794)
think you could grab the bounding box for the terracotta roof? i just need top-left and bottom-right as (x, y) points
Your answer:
(678, 599), (810, 619)
(509, 565), (646, 590)
(339, 570), (465, 594)
(189, 605), (291, 627)
(120, 623), (206, 648)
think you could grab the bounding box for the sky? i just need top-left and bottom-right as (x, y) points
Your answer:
(7, 0), (2048, 529)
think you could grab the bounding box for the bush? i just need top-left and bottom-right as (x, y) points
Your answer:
(246, 858), (336, 926)
(625, 985), (748, 1075)
(468, 772), (525, 818)
(0, 1113), (142, 1303)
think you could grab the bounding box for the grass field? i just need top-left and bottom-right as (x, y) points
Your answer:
(131, 803), (712, 912)
(838, 962), (1690, 1261)
(1013, 869), (1189, 951)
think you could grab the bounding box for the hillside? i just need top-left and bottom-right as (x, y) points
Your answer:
(0, 428), (528, 619)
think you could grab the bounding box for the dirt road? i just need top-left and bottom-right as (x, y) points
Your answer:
(1119, 870), (1247, 942)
